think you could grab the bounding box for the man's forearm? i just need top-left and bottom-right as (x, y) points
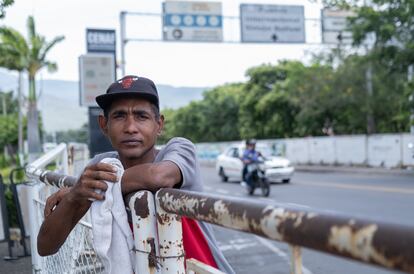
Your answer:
(121, 162), (181, 195)
(37, 198), (90, 256)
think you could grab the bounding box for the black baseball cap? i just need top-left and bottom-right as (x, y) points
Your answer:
(96, 75), (159, 111)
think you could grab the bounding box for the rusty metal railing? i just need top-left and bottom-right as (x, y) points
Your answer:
(26, 165), (414, 274)
(156, 188), (414, 274)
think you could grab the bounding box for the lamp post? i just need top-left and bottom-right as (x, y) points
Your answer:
(408, 65), (413, 134)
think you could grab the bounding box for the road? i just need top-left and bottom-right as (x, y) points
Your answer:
(202, 166), (414, 274)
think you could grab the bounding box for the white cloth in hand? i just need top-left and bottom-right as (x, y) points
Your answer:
(91, 158), (135, 274)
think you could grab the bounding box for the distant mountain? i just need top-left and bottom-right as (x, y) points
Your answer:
(0, 70), (208, 133)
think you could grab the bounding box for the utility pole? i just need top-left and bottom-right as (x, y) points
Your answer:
(365, 64), (375, 134)
(409, 65), (414, 134)
(120, 11), (126, 77)
(1, 92), (6, 115)
(18, 72), (24, 165)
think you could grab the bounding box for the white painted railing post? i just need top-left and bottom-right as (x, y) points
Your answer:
(27, 182), (42, 273)
(155, 191), (185, 274)
(129, 191), (161, 274)
(290, 245), (303, 274)
(61, 144), (69, 175)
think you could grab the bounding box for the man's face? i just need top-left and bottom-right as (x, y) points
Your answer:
(99, 97), (163, 164)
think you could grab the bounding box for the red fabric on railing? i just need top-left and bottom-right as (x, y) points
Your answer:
(129, 217), (218, 268)
(182, 217), (218, 268)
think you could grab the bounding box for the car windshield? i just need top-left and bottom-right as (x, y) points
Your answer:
(255, 146), (277, 158)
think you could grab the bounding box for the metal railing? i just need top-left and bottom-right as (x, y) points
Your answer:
(25, 146), (414, 274)
(24, 143), (103, 274)
(156, 188), (414, 274)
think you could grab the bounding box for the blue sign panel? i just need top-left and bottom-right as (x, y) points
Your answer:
(163, 1), (223, 42)
(86, 29), (116, 53)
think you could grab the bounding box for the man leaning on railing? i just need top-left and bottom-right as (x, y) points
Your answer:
(36, 75), (235, 274)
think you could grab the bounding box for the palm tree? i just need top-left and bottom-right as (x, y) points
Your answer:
(0, 16), (64, 161)
(0, 26), (28, 163)
(25, 16), (64, 160)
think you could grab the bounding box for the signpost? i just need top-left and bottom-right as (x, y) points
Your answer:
(86, 29), (116, 55)
(321, 9), (354, 44)
(162, 1), (223, 42)
(79, 54), (115, 107)
(240, 4), (305, 43)
(81, 29), (117, 156)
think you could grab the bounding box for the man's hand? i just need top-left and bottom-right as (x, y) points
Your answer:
(37, 163), (117, 257)
(66, 163), (118, 206)
(44, 187), (71, 218)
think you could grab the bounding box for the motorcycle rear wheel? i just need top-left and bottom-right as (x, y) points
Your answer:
(260, 180), (270, 197)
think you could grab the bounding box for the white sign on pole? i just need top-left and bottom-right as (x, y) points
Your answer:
(79, 54), (115, 107)
(240, 4), (305, 43)
(322, 9), (355, 44)
(163, 1), (223, 42)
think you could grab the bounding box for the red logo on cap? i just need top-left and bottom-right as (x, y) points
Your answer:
(120, 76), (137, 89)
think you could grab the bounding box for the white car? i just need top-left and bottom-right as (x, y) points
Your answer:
(215, 143), (294, 183)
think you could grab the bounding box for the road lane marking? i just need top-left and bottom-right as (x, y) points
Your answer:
(218, 238), (258, 251)
(216, 189), (230, 194)
(255, 236), (313, 274)
(285, 202), (311, 209)
(295, 181), (414, 194)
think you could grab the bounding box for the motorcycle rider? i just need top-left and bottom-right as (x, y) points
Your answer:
(241, 139), (261, 190)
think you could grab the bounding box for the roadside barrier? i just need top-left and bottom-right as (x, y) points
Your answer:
(25, 144), (414, 274)
(0, 167), (30, 260)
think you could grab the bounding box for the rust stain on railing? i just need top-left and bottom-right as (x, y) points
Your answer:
(157, 189), (414, 274)
(26, 166), (77, 187)
(129, 191), (159, 271)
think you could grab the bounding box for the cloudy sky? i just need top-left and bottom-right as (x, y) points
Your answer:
(2, 0), (328, 87)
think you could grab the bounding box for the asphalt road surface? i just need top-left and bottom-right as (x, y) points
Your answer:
(203, 166), (414, 274)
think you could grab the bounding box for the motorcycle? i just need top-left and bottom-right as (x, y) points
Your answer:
(244, 160), (270, 197)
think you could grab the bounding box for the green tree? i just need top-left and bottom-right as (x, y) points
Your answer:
(0, 16), (64, 160)
(0, 26), (27, 158)
(239, 62), (300, 139)
(0, 91), (26, 164)
(0, 90), (18, 114)
(160, 84), (243, 143)
(158, 108), (177, 144)
(171, 101), (205, 142)
(198, 84), (243, 141)
(25, 16), (64, 159)
(0, 0), (13, 18)
(320, 0), (414, 133)
(0, 114), (18, 149)
(342, 0), (414, 70)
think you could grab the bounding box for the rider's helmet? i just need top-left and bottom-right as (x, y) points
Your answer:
(245, 139), (257, 146)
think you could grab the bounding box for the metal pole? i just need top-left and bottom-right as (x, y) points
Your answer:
(365, 64), (375, 134)
(290, 245), (303, 274)
(10, 168), (30, 256)
(18, 72), (24, 165)
(120, 11), (126, 77)
(128, 191), (161, 274)
(27, 182), (41, 272)
(408, 65), (414, 134)
(61, 143), (69, 175)
(1, 92), (6, 115)
(155, 192), (185, 274)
